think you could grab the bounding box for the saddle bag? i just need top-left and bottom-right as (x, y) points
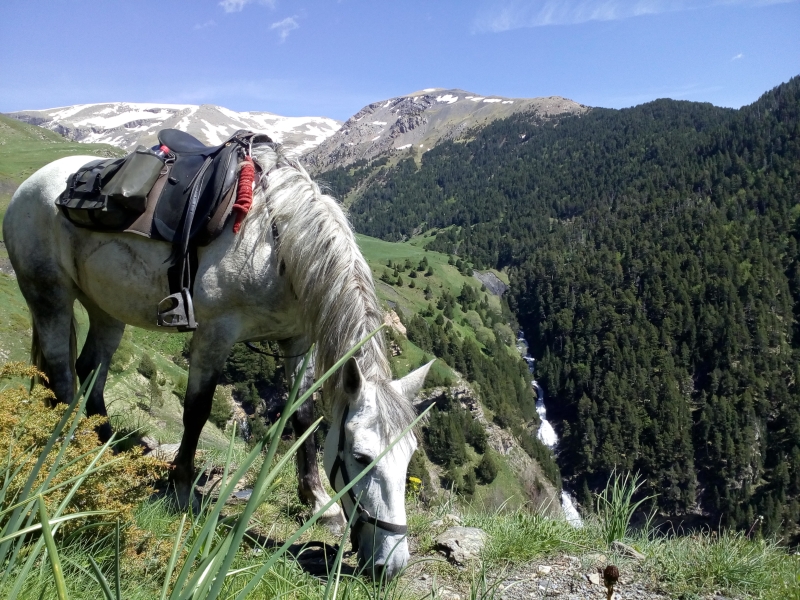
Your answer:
(100, 145), (166, 212)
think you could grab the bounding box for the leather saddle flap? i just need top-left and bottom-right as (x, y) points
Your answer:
(152, 142), (240, 243)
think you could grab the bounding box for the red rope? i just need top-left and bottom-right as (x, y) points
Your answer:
(232, 156), (255, 234)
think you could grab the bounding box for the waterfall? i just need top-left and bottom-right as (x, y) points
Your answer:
(517, 332), (583, 527)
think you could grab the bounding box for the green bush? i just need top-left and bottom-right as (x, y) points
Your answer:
(476, 326), (495, 347)
(137, 354), (156, 379)
(208, 388), (233, 429)
(476, 450), (500, 484)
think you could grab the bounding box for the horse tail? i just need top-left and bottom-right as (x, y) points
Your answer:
(30, 317), (79, 400)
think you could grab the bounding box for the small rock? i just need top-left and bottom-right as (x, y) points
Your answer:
(139, 436), (159, 452)
(150, 443), (181, 462)
(537, 565), (552, 575)
(227, 489), (253, 504)
(587, 572), (601, 585)
(611, 540), (646, 560)
(435, 526), (486, 565)
(419, 573), (430, 582)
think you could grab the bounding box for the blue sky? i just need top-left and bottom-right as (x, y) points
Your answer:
(0, 0), (797, 120)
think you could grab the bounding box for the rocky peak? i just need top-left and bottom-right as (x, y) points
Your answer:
(303, 88), (587, 173)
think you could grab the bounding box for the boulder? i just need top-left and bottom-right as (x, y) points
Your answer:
(434, 526), (486, 565)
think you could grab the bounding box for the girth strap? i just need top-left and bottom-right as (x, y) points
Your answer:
(327, 405), (408, 536)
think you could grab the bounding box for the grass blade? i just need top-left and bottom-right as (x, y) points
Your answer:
(88, 555), (115, 600)
(160, 514), (187, 600)
(37, 496), (68, 600)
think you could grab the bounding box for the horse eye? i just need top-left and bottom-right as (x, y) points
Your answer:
(352, 452), (372, 466)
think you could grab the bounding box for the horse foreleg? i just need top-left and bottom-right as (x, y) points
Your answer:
(75, 299), (125, 443)
(171, 323), (236, 510)
(283, 341), (346, 534)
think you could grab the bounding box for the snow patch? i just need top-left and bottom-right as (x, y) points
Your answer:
(395, 143), (411, 150)
(502, 100), (514, 104)
(482, 98), (502, 103)
(465, 96), (484, 102)
(371, 121), (387, 125)
(371, 135), (381, 141)
(436, 94), (458, 104)
(200, 120), (233, 145)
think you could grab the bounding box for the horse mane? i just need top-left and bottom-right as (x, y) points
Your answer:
(245, 144), (416, 438)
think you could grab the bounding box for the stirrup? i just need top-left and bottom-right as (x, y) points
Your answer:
(157, 288), (198, 331)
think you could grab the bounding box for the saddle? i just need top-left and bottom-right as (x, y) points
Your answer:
(57, 129), (271, 331)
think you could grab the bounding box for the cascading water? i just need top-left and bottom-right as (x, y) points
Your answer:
(518, 332), (583, 527)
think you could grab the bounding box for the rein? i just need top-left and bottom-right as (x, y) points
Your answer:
(327, 405), (408, 539)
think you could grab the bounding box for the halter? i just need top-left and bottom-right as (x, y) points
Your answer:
(327, 405), (408, 540)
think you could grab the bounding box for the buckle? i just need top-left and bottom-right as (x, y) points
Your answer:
(157, 288), (198, 331)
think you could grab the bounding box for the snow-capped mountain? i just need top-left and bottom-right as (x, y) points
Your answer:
(6, 103), (342, 154)
(303, 88), (587, 173)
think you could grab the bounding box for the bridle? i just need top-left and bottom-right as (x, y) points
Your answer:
(327, 405), (408, 544)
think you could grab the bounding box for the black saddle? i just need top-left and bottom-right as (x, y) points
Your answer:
(153, 129), (246, 245)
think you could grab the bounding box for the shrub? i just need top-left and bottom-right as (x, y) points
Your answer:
(476, 326), (495, 347)
(109, 332), (135, 373)
(464, 310), (484, 331)
(0, 362), (165, 540)
(137, 354), (156, 379)
(462, 468), (477, 496)
(493, 323), (515, 346)
(208, 388), (233, 429)
(476, 450), (500, 484)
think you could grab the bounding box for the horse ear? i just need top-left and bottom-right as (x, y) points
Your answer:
(342, 357), (362, 395)
(393, 360), (435, 400)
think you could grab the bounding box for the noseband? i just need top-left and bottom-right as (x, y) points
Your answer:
(327, 405), (408, 540)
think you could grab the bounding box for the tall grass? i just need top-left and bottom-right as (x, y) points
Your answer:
(1, 326), (436, 600)
(595, 469), (654, 546)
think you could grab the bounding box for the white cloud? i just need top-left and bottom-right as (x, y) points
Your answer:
(219, 0), (276, 13)
(732, 52), (744, 60)
(270, 16), (299, 42)
(193, 20), (216, 30)
(473, 0), (797, 31)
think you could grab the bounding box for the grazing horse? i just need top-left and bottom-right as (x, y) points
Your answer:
(3, 142), (431, 580)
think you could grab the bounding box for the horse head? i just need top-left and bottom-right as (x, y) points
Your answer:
(324, 357), (433, 581)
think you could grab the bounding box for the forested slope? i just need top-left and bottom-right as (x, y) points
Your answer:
(326, 77), (800, 538)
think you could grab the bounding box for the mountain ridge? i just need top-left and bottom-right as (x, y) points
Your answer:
(303, 88), (587, 173)
(6, 102), (342, 155)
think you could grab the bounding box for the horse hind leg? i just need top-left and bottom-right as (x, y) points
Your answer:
(74, 299), (126, 443)
(24, 286), (79, 410)
(31, 315), (77, 401)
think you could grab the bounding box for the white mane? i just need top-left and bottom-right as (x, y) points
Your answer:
(244, 144), (417, 437)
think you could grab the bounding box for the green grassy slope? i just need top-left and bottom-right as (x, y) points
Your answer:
(0, 118), (552, 506)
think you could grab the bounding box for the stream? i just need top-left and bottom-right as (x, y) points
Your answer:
(518, 333), (583, 527)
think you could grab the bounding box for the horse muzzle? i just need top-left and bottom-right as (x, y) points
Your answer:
(355, 532), (409, 581)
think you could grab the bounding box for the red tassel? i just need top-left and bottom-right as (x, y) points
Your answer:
(232, 157), (255, 234)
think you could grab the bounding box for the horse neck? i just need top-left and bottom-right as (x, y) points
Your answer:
(250, 155), (391, 389)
